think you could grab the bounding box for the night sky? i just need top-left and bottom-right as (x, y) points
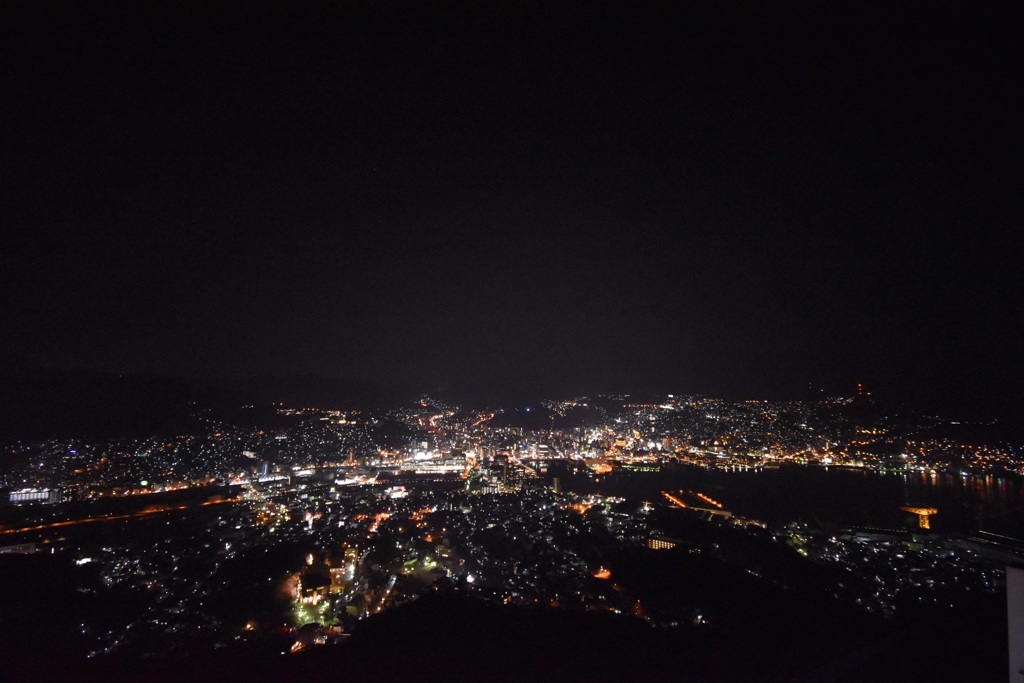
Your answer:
(2, 2), (1021, 414)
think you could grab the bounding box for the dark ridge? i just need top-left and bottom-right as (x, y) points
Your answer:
(0, 371), (408, 440)
(45, 587), (1007, 683)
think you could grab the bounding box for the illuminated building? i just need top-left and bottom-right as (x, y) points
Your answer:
(648, 535), (678, 550)
(329, 567), (346, 594)
(648, 535), (702, 553)
(7, 488), (61, 504)
(299, 554), (332, 605)
(299, 575), (330, 605)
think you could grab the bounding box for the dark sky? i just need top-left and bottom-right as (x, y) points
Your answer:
(2, 2), (1021, 412)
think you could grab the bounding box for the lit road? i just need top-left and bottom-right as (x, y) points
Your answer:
(0, 498), (235, 536)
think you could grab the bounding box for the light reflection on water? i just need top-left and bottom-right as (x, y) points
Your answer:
(567, 465), (1024, 537)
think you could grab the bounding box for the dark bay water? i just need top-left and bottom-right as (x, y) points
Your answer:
(561, 464), (1024, 538)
